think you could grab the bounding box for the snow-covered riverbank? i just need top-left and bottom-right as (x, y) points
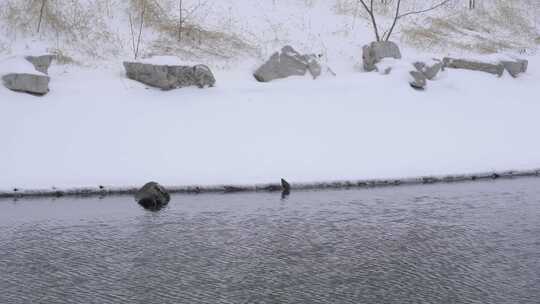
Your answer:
(1, 54), (539, 190)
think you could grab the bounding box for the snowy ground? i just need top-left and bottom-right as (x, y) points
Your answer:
(1, 53), (539, 190)
(1, 0), (539, 190)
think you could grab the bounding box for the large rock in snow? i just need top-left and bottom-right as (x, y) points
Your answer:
(123, 62), (216, 90)
(253, 45), (321, 82)
(135, 182), (170, 211)
(501, 59), (528, 78)
(25, 55), (55, 75)
(442, 57), (504, 76)
(362, 41), (402, 72)
(413, 60), (442, 80)
(2, 73), (50, 95)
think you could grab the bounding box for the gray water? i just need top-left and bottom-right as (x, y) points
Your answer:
(1, 179), (539, 304)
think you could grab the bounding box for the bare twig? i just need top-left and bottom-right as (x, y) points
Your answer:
(178, 0), (209, 42)
(128, 1), (146, 60)
(397, 0), (451, 19)
(358, 0), (451, 42)
(178, 0), (183, 41)
(135, 1), (146, 60)
(37, 0), (47, 33)
(357, 0), (381, 41)
(128, 14), (136, 58)
(383, 0), (402, 41)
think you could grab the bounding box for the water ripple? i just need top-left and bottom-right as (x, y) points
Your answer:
(1, 179), (540, 303)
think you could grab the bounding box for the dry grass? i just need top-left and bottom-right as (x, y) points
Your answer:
(0, 0), (256, 62)
(127, 0), (257, 61)
(0, 0), (124, 60)
(401, 1), (537, 54)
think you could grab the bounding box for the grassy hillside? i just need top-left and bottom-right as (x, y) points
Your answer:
(0, 0), (538, 65)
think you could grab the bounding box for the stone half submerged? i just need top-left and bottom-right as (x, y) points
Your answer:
(135, 182), (171, 211)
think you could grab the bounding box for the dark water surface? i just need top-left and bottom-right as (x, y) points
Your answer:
(1, 179), (540, 304)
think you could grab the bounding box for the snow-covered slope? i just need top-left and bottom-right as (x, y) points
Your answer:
(2, 55), (540, 190)
(1, 0), (539, 190)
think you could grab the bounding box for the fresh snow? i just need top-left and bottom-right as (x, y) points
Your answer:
(1, 0), (539, 190)
(1, 53), (539, 190)
(0, 56), (46, 76)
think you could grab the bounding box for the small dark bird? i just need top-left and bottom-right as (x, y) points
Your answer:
(281, 178), (291, 192)
(281, 178), (291, 200)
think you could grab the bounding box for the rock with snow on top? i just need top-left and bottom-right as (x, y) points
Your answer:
(375, 58), (399, 75)
(25, 55), (55, 75)
(253, 46), (321, 82)
(501, 59), (528, 77)
(413, 60), (442, 80)
(362, 41), (402, 72)
(2, 73), (50, 95)
(123, 62), (215, 90)
(409, 71), (427, 90)
(442, 57), (504, 76)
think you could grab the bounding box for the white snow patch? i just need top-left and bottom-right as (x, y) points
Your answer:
(0, 54), (539, 190)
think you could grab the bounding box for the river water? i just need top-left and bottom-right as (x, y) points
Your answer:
(1, 178), (539, 304)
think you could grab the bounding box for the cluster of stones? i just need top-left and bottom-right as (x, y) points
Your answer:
(2, 44), (528, 96)
(2, 55), (55, 95)
(361, 41), (528, 90)
(122, 45), (323, 89)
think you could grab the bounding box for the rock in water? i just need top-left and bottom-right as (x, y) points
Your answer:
(413, 60), (442, 80)
(409, 71), (427, 90)
(123, 62), (216, 90)
(253, 46), (322, 82)
(2, 73), (50, 95)
(442, 57), (504, 76)
(135, 182), (171, 210)
(25, 55), (55, 74)
(362, 41), (402, 72)
(501, 59), (528, 78)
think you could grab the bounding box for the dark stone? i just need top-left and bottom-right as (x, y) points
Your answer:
(135, 182), (170, 211)
(223, 186), (245, 193)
